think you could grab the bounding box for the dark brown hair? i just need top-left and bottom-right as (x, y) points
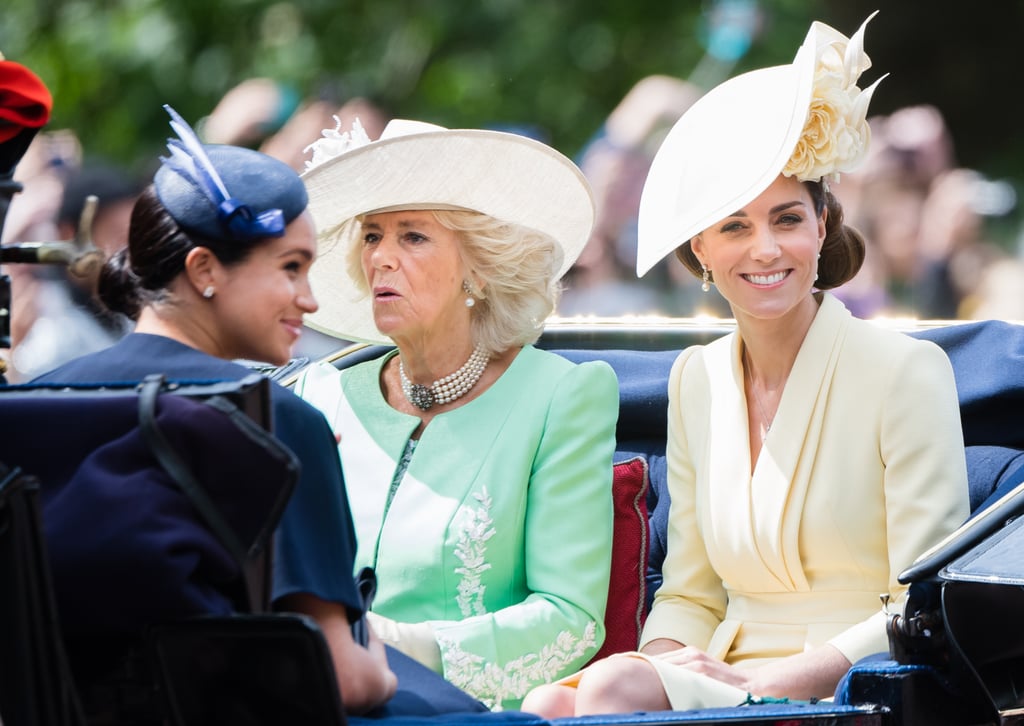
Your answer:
(97, 186), (262, 319)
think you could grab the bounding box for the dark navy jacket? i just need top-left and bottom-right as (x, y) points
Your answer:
(30, 333), (362, 629)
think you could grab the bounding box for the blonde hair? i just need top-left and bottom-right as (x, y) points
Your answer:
(338, 209), (563, 355)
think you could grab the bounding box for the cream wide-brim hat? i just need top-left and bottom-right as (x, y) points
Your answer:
(300, 120), (595, 343)
(635, 27), (819, 277)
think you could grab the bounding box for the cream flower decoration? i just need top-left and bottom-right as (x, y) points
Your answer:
(303, 116), (372, 171)
(784, 11), (886, 183)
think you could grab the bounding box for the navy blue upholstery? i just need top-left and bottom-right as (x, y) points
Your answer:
(553, 349), (677, 445)
(553, 349), (676, 609)
(911, 322), (1024, 450)
(964, 447), (1024, 515)
(350, 702), (882, 725)
(911, 322), (1024, 519)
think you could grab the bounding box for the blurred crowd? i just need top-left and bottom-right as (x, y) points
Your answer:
(2, 74), (1021, 382)
(561, 78), (1022, 323)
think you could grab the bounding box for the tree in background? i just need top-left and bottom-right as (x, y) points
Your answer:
(3, 0), (1021, 271)
(3, 1), (1016, 174)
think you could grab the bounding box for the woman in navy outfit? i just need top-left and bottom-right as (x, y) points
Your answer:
(31, 106), (399, 717)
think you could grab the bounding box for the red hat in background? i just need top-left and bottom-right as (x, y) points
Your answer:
(0, 56), (53, 143)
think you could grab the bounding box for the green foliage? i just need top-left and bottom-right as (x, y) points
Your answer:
(2, 0), (1021, 202)
(0, 0), (776, 165)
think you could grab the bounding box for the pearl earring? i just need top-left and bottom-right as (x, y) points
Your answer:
(463, 280), (476, 308)
(701, 265), (711, 293)
(202, 286), (215, 299)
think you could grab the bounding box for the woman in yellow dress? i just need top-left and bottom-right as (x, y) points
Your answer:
(524, 14), (970, 717)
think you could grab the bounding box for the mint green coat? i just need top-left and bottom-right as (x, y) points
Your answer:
(296, 345), (618, 710)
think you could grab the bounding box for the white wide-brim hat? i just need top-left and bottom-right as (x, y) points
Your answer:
(300, 119), (595, 343)
(636, 14), (881, 277)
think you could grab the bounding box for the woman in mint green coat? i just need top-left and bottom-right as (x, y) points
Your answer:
(294, 118), (618, 710)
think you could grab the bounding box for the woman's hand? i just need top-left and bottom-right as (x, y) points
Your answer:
(652, 645), (755, 692)
(640, 639), (851, 699)
(278, 592), (398, 713)
(656, 643), (852, 699)
(366, 610), (442, 672)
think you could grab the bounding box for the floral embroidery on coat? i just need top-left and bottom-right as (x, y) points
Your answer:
(454, 488), (496, 617)
(440, 621), (598, 710)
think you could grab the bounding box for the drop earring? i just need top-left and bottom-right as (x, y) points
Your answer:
(203, 286), (215, 299)
(462, 280), (475, 307)
(701, 265), (711, 293)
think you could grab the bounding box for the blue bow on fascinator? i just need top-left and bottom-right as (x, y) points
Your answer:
(154, 104), (307, 242)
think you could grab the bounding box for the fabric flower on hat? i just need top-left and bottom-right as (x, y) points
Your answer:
(784, 11), (885, 183)
(304, 116), (372, 170)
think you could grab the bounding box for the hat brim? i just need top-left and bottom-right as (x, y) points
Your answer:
(636, 32), (817, 277)
(301, 128), (595, 343)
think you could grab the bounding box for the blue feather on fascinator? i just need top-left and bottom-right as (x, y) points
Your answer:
(156, 104), (288, 240)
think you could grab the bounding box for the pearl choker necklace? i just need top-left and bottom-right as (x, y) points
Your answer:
(399, 344), (489, 411)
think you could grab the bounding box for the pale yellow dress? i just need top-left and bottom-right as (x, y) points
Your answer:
(563, 293), (970, 709)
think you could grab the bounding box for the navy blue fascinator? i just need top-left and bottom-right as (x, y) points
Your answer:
(154, 104), (307, 242)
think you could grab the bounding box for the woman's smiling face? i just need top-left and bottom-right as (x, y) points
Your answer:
(690, 174), (825, 322)
(213, 210), (319, 366)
